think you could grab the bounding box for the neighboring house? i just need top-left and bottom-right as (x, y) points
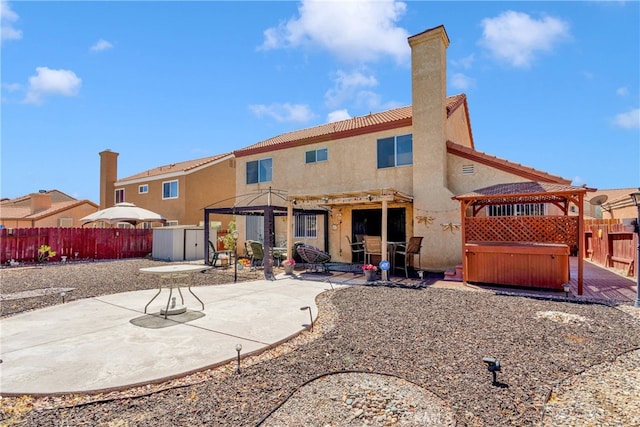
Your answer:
(594, 188), (639, 221)
(231, 25), (572, 271)
(99, 150), (236, 228)
(0, 190), (98, 228)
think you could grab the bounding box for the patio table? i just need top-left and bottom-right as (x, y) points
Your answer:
(139, 264), (210, 318)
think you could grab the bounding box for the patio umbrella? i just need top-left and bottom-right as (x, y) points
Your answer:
(81, 202), (166, 226)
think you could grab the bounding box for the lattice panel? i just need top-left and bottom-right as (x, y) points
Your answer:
(465, 216), (579, 247)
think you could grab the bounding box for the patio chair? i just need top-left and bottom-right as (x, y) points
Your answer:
(209, 240), (231, 267)
(249, 241), (264, 267)
(394, 236), (423, 278)
(296, 244), (331, 272)
(345, 235), (365, 263)
(362, 235), (383, 265)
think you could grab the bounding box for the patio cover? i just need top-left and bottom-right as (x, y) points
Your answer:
(287, 188), (414, 280)
(452, 181), (595, 294)
(204, 196), (328, 280)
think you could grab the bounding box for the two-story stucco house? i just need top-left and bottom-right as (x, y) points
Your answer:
(99, 149), (236, 228)
(227, 25), (570, 272)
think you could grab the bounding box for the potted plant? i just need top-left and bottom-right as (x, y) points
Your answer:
(237, 258), (251, 270)
(282, 259), (296, 275)
(362, 263), (377, 282)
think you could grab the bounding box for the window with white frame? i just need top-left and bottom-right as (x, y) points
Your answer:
(162, 180), (178, 199)
(305, 148), (328, 164)
(294, 214), (317, 238)
(377, 134), (412, 168)
(246, 158), (272, 184)
(138, 184), (149, 194)
(487, 203), (546, 216)
(115, 188), (125, 203)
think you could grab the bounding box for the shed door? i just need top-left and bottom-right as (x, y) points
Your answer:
(185, 229), (205, 261)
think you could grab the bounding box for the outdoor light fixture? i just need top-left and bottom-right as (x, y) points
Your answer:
(563, 283), (571, 298)
(300, 306), (313, 332)
(630, 189), (640, 308)
(60, 292), (66, 303)
(232, 230), (240, 283)
(235, 343), (242, 374)
(483, 357), (501, 385)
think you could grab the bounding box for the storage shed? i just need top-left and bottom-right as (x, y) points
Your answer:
(152, 226), (213, 262)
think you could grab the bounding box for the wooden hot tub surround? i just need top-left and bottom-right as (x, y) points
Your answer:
(465, 241), (570, 290)
(453, 182), (594, 295)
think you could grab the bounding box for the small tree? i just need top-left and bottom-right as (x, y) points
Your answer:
(219, 219), (238, 250)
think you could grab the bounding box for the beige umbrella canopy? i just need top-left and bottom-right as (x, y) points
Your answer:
(81, 202), (166, 226)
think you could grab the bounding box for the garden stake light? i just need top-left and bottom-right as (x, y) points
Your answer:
(483, 357), (501, 385)
(235, 343), (242, 374)
(300, 306), (313, 332)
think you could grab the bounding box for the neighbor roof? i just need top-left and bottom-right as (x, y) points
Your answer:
(0, 200), (98, 220)
(117, 152), (233, 183)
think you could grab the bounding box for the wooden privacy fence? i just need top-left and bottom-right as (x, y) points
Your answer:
(584, 222), (637, 277)
(0, 228), (153, 264)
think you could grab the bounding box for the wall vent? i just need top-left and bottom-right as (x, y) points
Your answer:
(462, 164), (475, 175)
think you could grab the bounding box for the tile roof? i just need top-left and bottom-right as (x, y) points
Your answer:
(118, 152), (233, 183)
(235, 94), (467, 157)
(0, 190), (76, 206)
(446, 141), (571, 184)
(453, 182), (594, 203)
(0, 200), (98, 220)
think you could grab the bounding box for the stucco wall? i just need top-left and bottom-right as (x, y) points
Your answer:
(115, 157), (236, 227)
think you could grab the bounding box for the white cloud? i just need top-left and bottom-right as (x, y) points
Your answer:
(613, 108), (640, 129)
(24, 67), (82, 105)
(249, 102), (316, 123)
(479, 11), (570, 68)
(327, 109), (351, 123)
(90, 39), (113, 52)
(2, 82), (20, 92)
(616, 86), (629, 97)
(259, 0), (410, 64)
(450, 73), (475, 91)
(325, 69), (378, 108)
(1, 0), (22, 42)
(451, 54), (475, 70)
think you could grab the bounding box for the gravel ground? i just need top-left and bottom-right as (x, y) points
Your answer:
(1, 259), (639, 426)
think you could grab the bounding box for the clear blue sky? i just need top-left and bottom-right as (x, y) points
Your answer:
(2, 1), (638, 203)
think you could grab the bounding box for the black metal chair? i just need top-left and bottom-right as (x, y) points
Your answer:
(394, 236), (423, 278)
(345, 235), (365, 263)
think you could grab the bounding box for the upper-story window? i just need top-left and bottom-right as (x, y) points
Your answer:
(487, 203), (546, 216)
(305, 148), (328, 164)
(115, 188), (125, 203)
(377, 134), (412, 168)
(246, 158), (272, 184)
(138, 184), (149, 194)
(162, 180), (179, 199)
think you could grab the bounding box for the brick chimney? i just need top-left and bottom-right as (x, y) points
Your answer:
(99, 150), (119, 209)
(30, 191), (52, 214)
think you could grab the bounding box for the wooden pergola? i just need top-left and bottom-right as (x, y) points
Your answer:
(453, 182), (594, 294)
